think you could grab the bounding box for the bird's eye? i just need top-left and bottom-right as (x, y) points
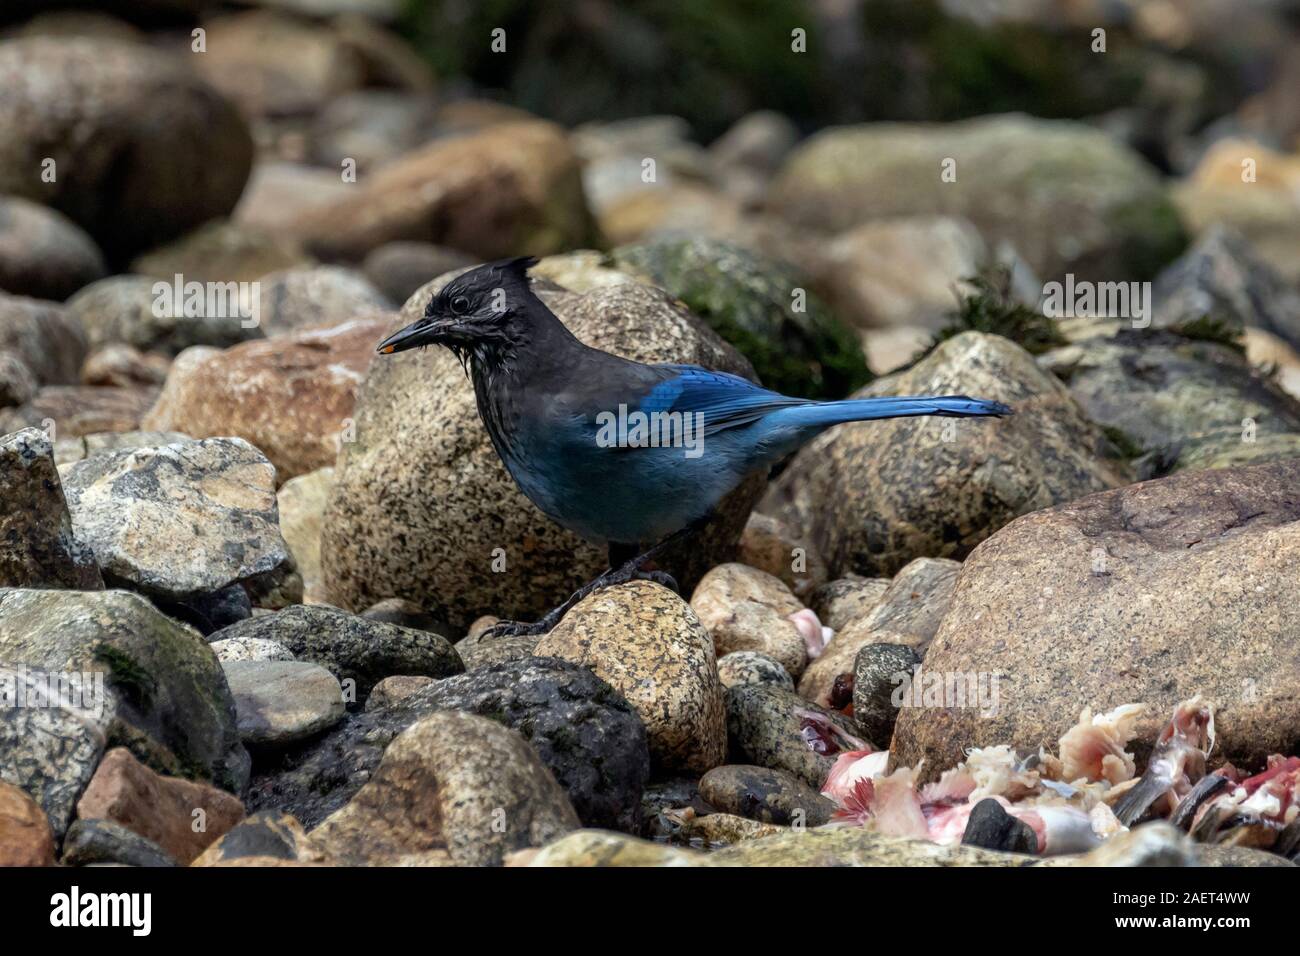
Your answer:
(449, 295), (470, 315)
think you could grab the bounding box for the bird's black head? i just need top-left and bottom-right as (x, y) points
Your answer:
(376, 256), (539, 359)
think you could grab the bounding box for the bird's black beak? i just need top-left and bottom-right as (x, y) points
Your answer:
(376, 318), (446, 355)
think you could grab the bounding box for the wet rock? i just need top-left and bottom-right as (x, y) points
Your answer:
(361, 242), (476, 308)
(0, 781), (55, 866)
(809, 576), (890, 632)
(0, 427), (102, 589)
(364, 675), (434, 711)
(0, 37), (252, 262)
(191, 810), (323, 866)
(962, 797), (1037, 854)
(536, 581), (726, 776)
(0, 196), (106, 301)
(670, 811), (784, 846)
(1039, 326), (1300, 476)
(0, 588), (249, 793)
(223, 660), (345, 747)
(61, 437), (300, 610)
(255, 267), (391, 337)
(737, 512), (828, 600)
(717, 651), (794, 691)
(276, 466), (332, 604)
(75, 747), (244, 865)
(0, 385), (157, 439)
(309, 711), (579, 866)
(893, 460), (1300, 776)
(80, 344), (170, 389)
(769, 332), (1130, 577)
(288, 120), (597, 262)
(130, 219), (311, 285)
(247, 657), (648, 832)
(853, 643), (922, 749)
(725, 684), (862, 788)
(323, 276), (762, 627)
(67, 275), (263, 355)
(142, 317), (385, 482)
(61, 819), (177, 867)
(0, 293), (86, 386)
(611, 237), (869, 399)
(699, 765), (835, 827)
(769, 115), (1185, 281)
(210, 637), (294, 664)
(210, 605), (463, 708)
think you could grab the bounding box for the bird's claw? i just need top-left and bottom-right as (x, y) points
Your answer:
(477, 618), (553, 640)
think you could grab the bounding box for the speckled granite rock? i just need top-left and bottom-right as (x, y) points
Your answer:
(254, 267), (391, 337)
(191, 810), (324, 867)
(364, 675), (435, 711)
(893, 459), (1300, 777)
(809, 576), (889, 631)
(276, 466), (333, 604)
(310, 711), (580, 866)
(223, 660), (345, 747)
(210, 636), (295, 663)
(0, 588), (249, 795)
(717, 651), (794, 691)
(737, 512), (829, 600)
(519, 829), (701, 867)
(707, 827), (1037, 867)
(0, 385), (157, 439)
(456, 634), (540, 671)
(853, 643), (922, 749)
(323, 276), (763, 629)
(536, 581), (726, 776)
(60, 437), (300, 610)
(725, 684), (863, 788)
(698, 765), (835, 826)
(0, 781), (55, 866)
(209, 604), (463, 709)
(769, 332), (1130, 577)
(690, 564), (806, 676)
(0, 427), (102, 589)
(247, 657), (649, 832)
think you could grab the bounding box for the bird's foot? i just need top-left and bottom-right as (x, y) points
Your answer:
(476, 616), (558, 640)
(476, 565), (679, 641)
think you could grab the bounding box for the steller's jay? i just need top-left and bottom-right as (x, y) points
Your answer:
(377, 257), (1010, 635)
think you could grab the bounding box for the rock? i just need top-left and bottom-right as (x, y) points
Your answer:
(706, 827), (1033, 867)
(846, 557), (961, 650)
(0, 427), (102, 589)
(706, 110), (799, 205)
(75, 747), (244, 865)
(210, 637), (295, 663)
(286, 120), (598, 262)
(309, 711), (579, 866)
(234, 162), (353, 232)
(0, 351), (37, 408)
(0, 385), (157, 439)
(323, 276), (763, 627)
(737, 512), (828, 600)
(67, 275), (263, 355)
(194, 11), (366, 118)
(519, 829), (701, 867)
(820, 216), (1031, 331)
(573, 115), (707, 213)
(361, 242), (476, 307)
(364, 675), (435, 711)
(1152, 226), (1300, 351)
(1197, 845), (1297, 867)
(0, 293), (88, 384)
(60, 437), (300, 613)
(535, 581), (726, 776)
(1043, 823), (1196, 867)
(0, 781), (55, 866)
(0, 196), (106, 301)
(360, 597), (448, 635)
(80, 345), (170, 389)
(725, 684), (862, 788)
(209, 605), (463, 708)
(191, 810), (323, 866)
(254, 267), (391, 337)
(768, 115), (1186, 282)
(308, 90), (439, 174)
(130, 219), (311, 285)
(223, 660), (345, 747)
(1039, 327), (1300, 477)
(142, 318), (385, 482)
(893, 460), (1300, 776)
(809, 576), (889, 632)
(60, 819), (177, 867)
(698, 765), (835, 826)
(853, 643), (922, 749)
(456, 635), (540, 671)
(247, 657), (648, 832)
(768, 332), (1130, 577)
(52, 430), (192, 467)
(0, 37), (252, 262)
(611, 237), (870, 399)
(276, 467), (333, 603)
(0, 588), (249, 793)
(961, 797), (1037, 854)
(691, 562), (803, 619)
(717, 651), (794, 691)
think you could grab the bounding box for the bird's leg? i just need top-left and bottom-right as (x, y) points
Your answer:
(478, 518), (713, 638)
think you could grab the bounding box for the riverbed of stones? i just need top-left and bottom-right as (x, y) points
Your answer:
(2, 2), (1300, 868)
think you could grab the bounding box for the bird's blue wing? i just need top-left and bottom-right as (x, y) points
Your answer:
(637, 365), (808, 436)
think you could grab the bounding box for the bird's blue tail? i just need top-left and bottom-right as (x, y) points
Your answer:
(784, 394), (1012, 429)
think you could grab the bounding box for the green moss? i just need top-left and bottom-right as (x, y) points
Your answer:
(912, 266), (1066, 364)
(94, 643), (157, 711)
(1169, 314), (1246, 353)
(1101, 425), (1147, 461)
